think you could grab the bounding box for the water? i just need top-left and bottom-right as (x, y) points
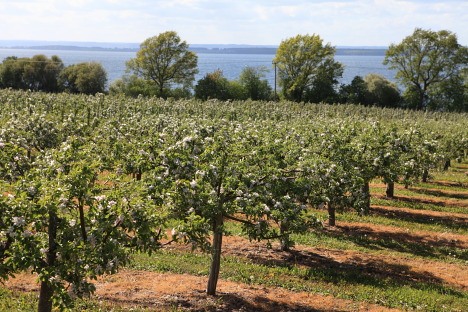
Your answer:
(0, 48), (397, 88)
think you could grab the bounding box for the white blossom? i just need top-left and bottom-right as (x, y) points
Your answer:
(274, 201), (283, 208)
(27, 187), (37, 196)
(12, 216), (25, 226)
(95, 195), (106, 202)
(23, 230), (33, 238)
(114, 215), (124, 226)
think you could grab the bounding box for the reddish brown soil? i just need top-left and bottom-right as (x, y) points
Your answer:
(339, 218), (467, 249)
(206, 234), (468, 291)
(371, 204), (468, 221)
(3, 178), (467, 311)
(373, 193), (468, 208)
(370, 183), (468, 195)
(371, 183), (468, 208)
(4, 270), (403, 312)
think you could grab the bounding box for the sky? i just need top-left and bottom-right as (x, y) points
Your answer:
(0, 0), (467, 47)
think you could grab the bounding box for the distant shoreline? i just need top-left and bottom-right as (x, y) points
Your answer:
(0, 45), (387, 56)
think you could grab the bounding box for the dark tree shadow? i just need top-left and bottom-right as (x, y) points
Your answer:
(97, 290), (345, 312)
(370, 206), (468, 232)
(423, 181), (467, 189)
(408, 187), (468, 200)
(329, 223), (466, 252)
(241, 246), (464, 299)
(374, 194), (468, 208)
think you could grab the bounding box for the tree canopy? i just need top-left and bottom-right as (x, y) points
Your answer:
(384, 28), (468, 111)
(126, 31), (198, 98)
(238, 66), (272, 101)
(364, 73), (401, 108)
(59, 62), (107, 95)
(273, 34), (343, 102)
(0, 55), (64, 92)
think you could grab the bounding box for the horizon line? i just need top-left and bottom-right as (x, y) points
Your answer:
(0, 39), (389, 49)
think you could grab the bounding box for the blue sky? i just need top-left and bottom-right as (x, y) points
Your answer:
(0, 0), (467, 46)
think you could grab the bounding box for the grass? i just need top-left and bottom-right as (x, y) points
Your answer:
(431, 165), (468, 185)
(291, 228), (467, 264)
(371, 186), (468, 204)
(0, 287), (157, 312)
(223, 218), (467, 265)
(412, 181), (467, 192)
(129, 250), (467, 312)
(310, 209), (467, 234)
(2, 164), (467, 311)
(371, 197), (467, 214)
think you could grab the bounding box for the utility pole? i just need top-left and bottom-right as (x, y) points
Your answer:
(272, 61), (277, 100)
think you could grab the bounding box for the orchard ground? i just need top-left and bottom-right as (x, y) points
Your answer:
(2, 163), (467, 311)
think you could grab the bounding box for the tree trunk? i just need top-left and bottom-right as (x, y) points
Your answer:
(136, 169), (142, 181)
(38, 281), (54, 312)
(78, 199), (87, 242)
(386, 182), (395, 198)
(328, 203), (336, 227)
(207, 213), (223, 296)
(38, 211), (58, 312)
(443, 159), (451, 171)
(422, 169), (429, 182)
(363, 181), (370, 214)
(279, 221), (290, 251)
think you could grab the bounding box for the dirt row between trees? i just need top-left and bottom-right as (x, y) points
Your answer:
(5, 269), (404, 312)
(6, 221), (465, 311)
(4, 181), (467, 311)
(370, 204), (468, 224)
(195, 231), (467, 292)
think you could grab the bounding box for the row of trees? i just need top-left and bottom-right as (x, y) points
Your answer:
(0, 55), (107, 94)
(1, 28), (467, 110)
(1, 90), (467, 312)
(113, 29), (467, 111)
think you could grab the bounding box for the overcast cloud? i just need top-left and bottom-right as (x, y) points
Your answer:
(0, 0), (466, 46)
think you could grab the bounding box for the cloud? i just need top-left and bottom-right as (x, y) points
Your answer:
(0, 0), (466, 45)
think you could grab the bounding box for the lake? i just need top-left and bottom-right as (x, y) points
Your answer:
(0, 48), (397, 88)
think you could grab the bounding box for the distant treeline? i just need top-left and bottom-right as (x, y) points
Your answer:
(3, 45), (387, 56)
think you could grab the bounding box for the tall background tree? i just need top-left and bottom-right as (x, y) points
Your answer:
(194, 70), (246, 101)
(126, 31), (198, 98)
(23, 55), (64, 92)
(363, 73), (402, 108)
(384, 28), (468, 111)
(0, 55), (63, 92)
(238, 66), (272, 101)
(273, 34), (343, 102)
(59, 62), (107, 95)
(0, 56), (26, 89)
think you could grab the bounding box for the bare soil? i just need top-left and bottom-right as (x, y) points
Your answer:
(3, 179), (467, 311)
(5, 270), (403, 312)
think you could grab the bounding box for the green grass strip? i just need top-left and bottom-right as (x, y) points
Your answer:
(223, 221), (467, 264)
(0, 287), (154, 312)
(130, 250), (467, 312)
(291, 229), (467, 264)
(371, 197), (467, 214)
